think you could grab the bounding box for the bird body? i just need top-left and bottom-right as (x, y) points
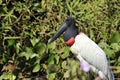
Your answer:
(70, 32), (114, 80)
(49, 17), (114, 80)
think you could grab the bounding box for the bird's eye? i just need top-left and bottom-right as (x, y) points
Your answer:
(66, 19), (70, 22)
(66, 19), (71, 23)
(65, 17), (74, 24)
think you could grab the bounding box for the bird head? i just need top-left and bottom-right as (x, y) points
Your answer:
(49, 17), (78, 46)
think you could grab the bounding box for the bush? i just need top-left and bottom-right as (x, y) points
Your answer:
(0, 0), (120, 79)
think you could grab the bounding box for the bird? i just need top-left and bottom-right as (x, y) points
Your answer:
(49, 17), (114, 80)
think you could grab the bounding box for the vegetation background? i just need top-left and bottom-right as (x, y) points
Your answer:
(0, 0), (120, 80)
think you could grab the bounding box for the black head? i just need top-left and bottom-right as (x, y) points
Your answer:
(65, 17), (76, 26)
(49, 17), (78, 43)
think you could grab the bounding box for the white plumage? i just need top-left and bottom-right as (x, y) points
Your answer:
(70, 33), (114, 80)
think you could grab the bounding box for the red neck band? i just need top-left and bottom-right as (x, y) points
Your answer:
(65, 32), (81, 46)
(65, 37), (75, 46)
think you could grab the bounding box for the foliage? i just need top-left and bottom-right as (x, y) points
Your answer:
(0, 0), (120, 79)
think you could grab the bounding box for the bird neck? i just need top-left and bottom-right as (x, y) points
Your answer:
(65, 32), (81, 46)
(65, 37), (75, 46)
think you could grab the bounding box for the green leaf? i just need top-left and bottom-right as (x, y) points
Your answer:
(62, 61), (67, 69)
(0, 72), (16, 80)
(118, 57), (120, 65)
(54, 54), (59, 64)
(98, 42), (109, 48)
(34, 42), (46, 55)
(89, 29), (94, 39)
(30, 39), (39, 46)
(30, 53), (38, 59)
(20, 52), (29, 60)
(110, 32), (120, 43)
(7, 39), (15, 46)
(48, 54), (55, 64)
(0, 0), (2, 4)
(64, 70), (70, 78)
(104, 48), (114, 58)
(19, 47), (33, 60)
(61, 47), (70, 59)
(0, 73), (9, 79)
(47, 64), (58, 73)
(16, 42), (21, 53)
(32, 63), (40, 72)
(47, 42), (56, 50)
(110, 43), (120, 51)
(47, 73), (56, 79)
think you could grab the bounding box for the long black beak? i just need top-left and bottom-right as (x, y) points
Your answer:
(49, 22), (68, 43)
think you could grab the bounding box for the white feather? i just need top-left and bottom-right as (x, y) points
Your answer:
(70, 33), (114, 80)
